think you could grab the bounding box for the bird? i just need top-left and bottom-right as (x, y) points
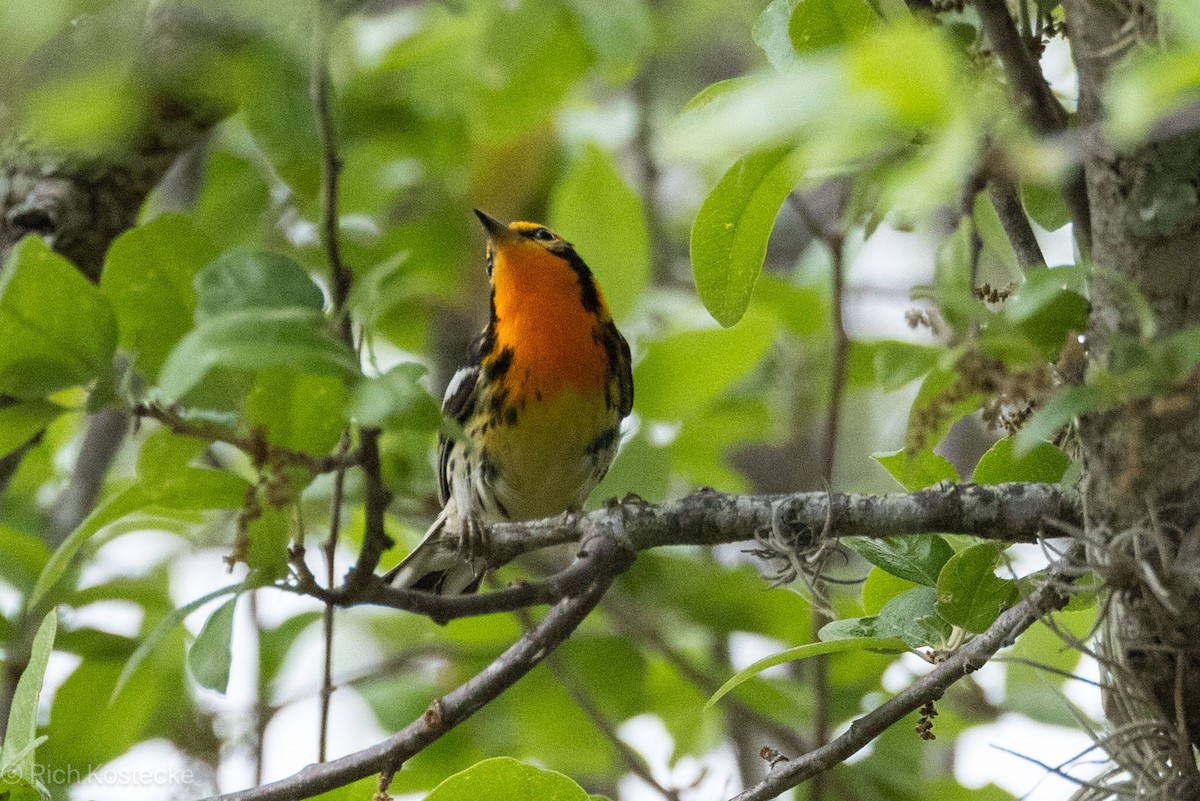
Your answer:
(383, 209), (634, 594)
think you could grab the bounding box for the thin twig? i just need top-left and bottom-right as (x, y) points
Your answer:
(341, 428), (394, 594)
(310, 0), (353, 347)
(134, 402), (362, 474)
(203, 535), (632, 801)
(970, 0), (1092, 254)
(727, 552), (1080, 801)
(988, 176), (1047, 271)
(318, 431), (351, 763)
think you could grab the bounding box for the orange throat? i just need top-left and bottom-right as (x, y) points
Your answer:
(488, 242), (609, 402)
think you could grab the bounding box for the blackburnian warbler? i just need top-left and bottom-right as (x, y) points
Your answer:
(384, 210), (634, 594)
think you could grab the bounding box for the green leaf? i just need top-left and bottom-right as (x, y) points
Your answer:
(136, 428), (251, 510)
(188, 597), (237, 693)
(426, 757), (589, 801)
(872, 448), (958, 491)
(100, 213), (219, 376)
(0, 775), (42, 801)
(1013, 384), (1111, 456)
(0, 610), (57, 784)
(195, 249), (325, 321)
(872, 341), (942, 392)
(789, 0), (877, 52)
(114, 582), (245, 699)
(246, 502), (291, 580)
(0, 526), (50, 595)
(904, 365), (982, 453)
(157, 309), (359, 402)
(862, 566), (918, 615)
(706, 636), (906, 709)
(817, 615), (882, 640)
(348, 362), (439, 431)
(1021, 182), (1071, 231)
(846, 535), (955, 586)
(876, 585), (953, 648)
(973, 435), (1069, 484)
(246, 369), (351, 455)
(935, 543), (1018, 633)
(973, 191), (1020, 277)
(28, 484), (149, 608)
(754, 0), (802, 68)
(561, 0), (650, 81)
(633, 313), (775, 419)
(1005, 267), (1089, 357)
(0, 400), (63, 459)
(690, 148), (799, 327)
(0, 236), (117, 398)
(549, 143), (650, 321)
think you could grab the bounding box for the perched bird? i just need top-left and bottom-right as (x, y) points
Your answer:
(383, 210), (634, 594)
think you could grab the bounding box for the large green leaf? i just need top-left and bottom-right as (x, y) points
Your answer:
(0, 236), (117, 398)
(0, 611), (56, 784)
(872, 447), (958, 491)
(846, 535), (955, 586)
(100, 213), (219, 376)
(426, 757), (589, 801)
(935, 543), (1017, 633)
(549, 143), (650, 321)
(876, 585), (953, 648)
(246, 368), (351, 455)
(561, 0), (650, 81)
(157, 309), (359, 401)
(690, 148), (799, 327)
(194, 249), (325, 321)
(973, 435), (1069, 484)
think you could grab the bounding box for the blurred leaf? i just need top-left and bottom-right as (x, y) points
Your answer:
(683, 77), (757, 112)
(236, 40), (321, 199)
(789, 0), (877, 52)
(935, 543), (1017, 633)
(426, 757), (589, 801)
(1005, 609), (1094, 726)
(0, 400), (63, 459)
(973, 191), (1019, 277)
(1021, 182), (1071, 232)
(193, 149), (271, 248)
(862, 566), (917, 615)
(690, 148), (799, 327)
(872, 341), (942, 392)
(0, 610), (56, 784)
(848, 22), (956, 127)
(876, 585), (952, 648)
(1013, 384), (1112, 457)
(754, 0), (802, 68)
(188, 597), (237, 693)
(137, 428), (250, 509)
(259, 611), (321, 689)
(22, 62), (139, 150)
(0, 775), (41, 801)
(973, 436), (1069, 484)
(0, 526), (50, 595)
(246, 501), (290, 580)
(562, 0), (650, 80)
(1004, 266), (1089, 358)
(846, 535), (954, 586)
(707, 636), (904, 708)
(1107, 49), (1200, 145)
(157, 309), (359, 402)
(195, 249), (325, 321)
(872, 448), (958, 490)
(349, 363), (439, 431)
(591, 433), (671, 503)
(115, 582), (245, 699)
(0, 236), (117, 399)
(550, 144), (650, 321)
(247, 369), (350, 454)
(904, 365), (982, 453)
(101, 213), (219, 376)
(634, 313), (775, 420)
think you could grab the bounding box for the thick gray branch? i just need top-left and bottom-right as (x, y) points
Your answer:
(485, 482), (1079, 564)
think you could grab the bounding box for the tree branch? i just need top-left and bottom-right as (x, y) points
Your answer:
(970, 0), (1092, 254)
(204, 534), (632, 801)
(728, 550), (1079, 801)
(988, 176), (1046, 271)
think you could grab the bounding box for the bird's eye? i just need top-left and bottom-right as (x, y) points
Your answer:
(531, 227), (556, 242)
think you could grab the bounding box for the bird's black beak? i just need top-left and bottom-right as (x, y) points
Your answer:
(474, 209), (521, 245)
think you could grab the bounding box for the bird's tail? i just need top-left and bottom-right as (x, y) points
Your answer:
(382, 506), (485, 595)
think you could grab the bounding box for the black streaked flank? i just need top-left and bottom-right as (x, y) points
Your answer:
(485, 346), (514, 382)
(563, 250), (602, 314)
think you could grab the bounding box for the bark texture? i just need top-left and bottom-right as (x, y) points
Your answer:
(1066, 0), (1200, 790)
